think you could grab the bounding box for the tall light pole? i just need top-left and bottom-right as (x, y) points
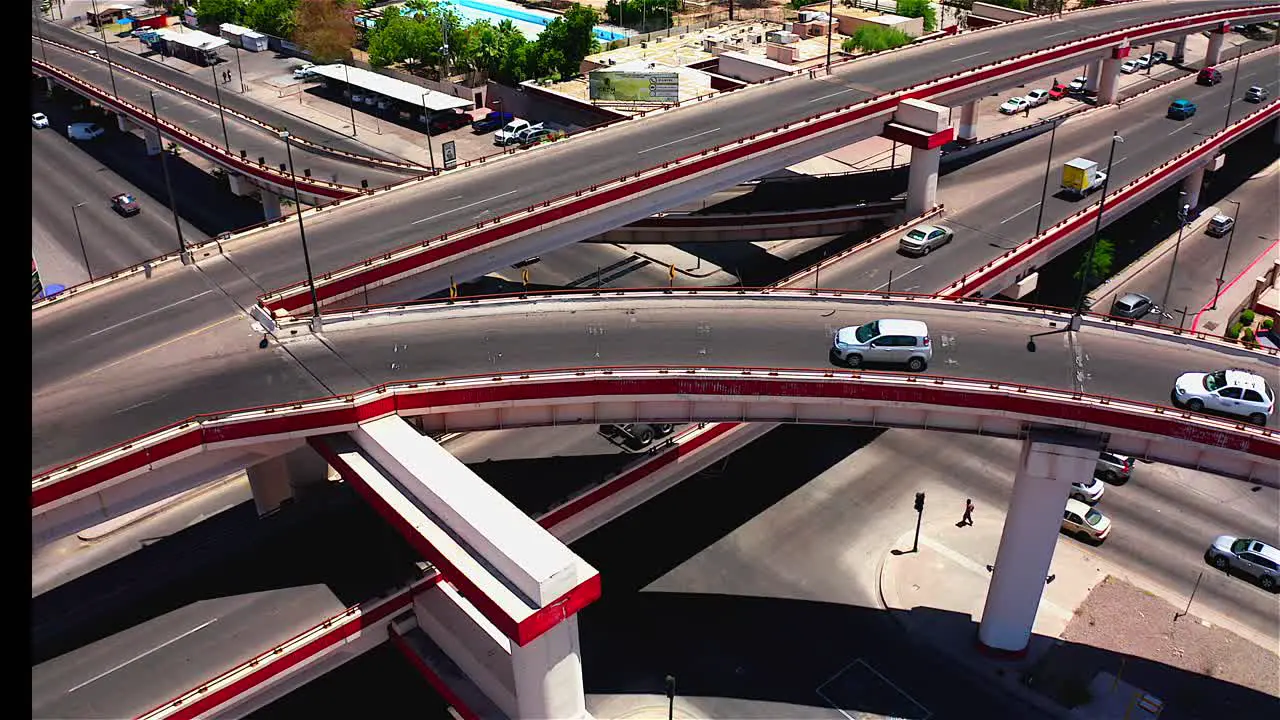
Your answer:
(1211, 198), (1241, 310)
(149, 91), (189, 264)
(234, 45), (246, 93)
(71, 202), (91, 281)
(1073, 132), (1123, 316)
(1159, 193), (1191, 317)
(209, 62), (231, 150)
(422, 92), (437, 175)
(88, 0), (119, 99)
(825, 0), (835, 75)
(1223, 43), (1243, 133)
(280, 129), (321, 320)
(342, 61), (358, 137)
(1034, 117), (1061, 236)
(34, 8), (48, 63)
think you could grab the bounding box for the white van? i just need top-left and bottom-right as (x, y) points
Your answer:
(67, 122), (105, 141)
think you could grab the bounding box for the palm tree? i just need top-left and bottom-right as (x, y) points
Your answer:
(473, 26), (504, 76)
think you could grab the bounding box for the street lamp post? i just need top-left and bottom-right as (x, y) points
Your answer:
(209, 62), (231, 150)
(422, 93), (438, 175)
(34, 9), (48, 62)
(825, 0), (835, 75)
(1034, 117), (1062, 236)
(1159, 194), (1192, 317)
(342, 62), (358, 137)
(234, 45), (246, 93)
(1073, 132), (1124, 316)
(1211, 199), (1241, 310)
(1223, 44), (1243, 133)
(88, 0), (119, 99)
(148, 91), (190, 264)
(71, 202), (91, 281)
(280, 129), (322, 320)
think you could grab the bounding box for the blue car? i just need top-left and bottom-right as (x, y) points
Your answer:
(471, 111), (515, 134)
(1167, 99), (1197, 120)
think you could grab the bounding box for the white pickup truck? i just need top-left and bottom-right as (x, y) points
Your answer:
(493, 119), (544, 146)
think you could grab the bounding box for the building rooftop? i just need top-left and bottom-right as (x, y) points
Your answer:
(308, 64), (473, 112)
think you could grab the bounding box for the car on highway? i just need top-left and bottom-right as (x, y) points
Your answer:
(1025, 89), (1050, 107)
(898, 224), (954, 255)
(1070, 475), (1106, 504)
(111, 193), (140, 216)
(1197, 66), (1223, 85)
(1167, 98), (1197, 120)
(1095, 451), (1134, 483)
(293, 63), (316, 79)
(471, 111), (515, 134)
(1062, 498), (1111, 543)
(1205, 213), (1234, 237)
(1108, 291), (1154, 320)
(31, 112), (49, 128)
(999, 97), (1030, 114)
(1068, 76), (1088, 95)
(1121, 59), (1141, 74)
(1048, 82), (1068, 100)
(1244, 85), (1269, 103)
(67, 122), (104, 141)
(1172, 368), (1274, 425)
(428, 111), (471, 135)
(830, 319), (932, 371)
(1205, 536), (1279, 590)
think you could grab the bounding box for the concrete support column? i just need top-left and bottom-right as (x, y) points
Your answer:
(144, 128), (162, 156)
(1205, 31), (1225, 67)
(45, 76), (55, 96)
(905, 146), (942, 216)
(1084, 59), (1102, 95)
(1274, 117), (1280, 145)
(1097, 58), (1121, 105)
(1182, 166), (1205, 212)
(227, 172), (252, 197)
(246, 446), (330, 516)
(957, 100), (979, 143)
(511, 616), (589, 720)
(978, 430), (1101, 655)
(1172, 34), (1188, 64)
(116, 113), (132, 133)
(262, 190), (283, 220)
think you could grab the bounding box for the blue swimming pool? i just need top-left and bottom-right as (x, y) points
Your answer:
(361, 0), (628, 43)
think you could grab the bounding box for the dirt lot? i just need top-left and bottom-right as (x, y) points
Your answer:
(1028, 575), (1279, 718)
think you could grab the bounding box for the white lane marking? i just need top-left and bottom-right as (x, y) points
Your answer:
(66, 618), (219, 694)
(1111, 155), (1128, 166)
(410, 191), (518, 225)
(808, 88), (857, 104)
(1000, 202), (1041, 225)
(635, 128), (721, 155)
(953, 50), (990, 63)
(1045, 30), (1074, 39)
(872, 264), (921, 291)
(87, 290), (216, 338)
(1167, 124), (1191, 136)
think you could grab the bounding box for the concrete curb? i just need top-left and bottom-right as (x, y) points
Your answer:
(626, 249), (726, 278)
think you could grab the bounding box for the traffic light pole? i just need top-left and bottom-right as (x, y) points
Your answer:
(912, 492), (925, 553)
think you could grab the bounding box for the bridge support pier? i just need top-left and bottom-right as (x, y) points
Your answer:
(116, 113), (132, 133)
(246, 446), (330, 516)
(512, 616), (589, 719)
(1084, 59), (1102, 96)
(262, 190), (283, 220)
(45, 76), (54, 96)
(978, 429), (1102, 656)
(1096, 44), (1128, 106)
(1172, 34), (1188, 64)
(144, 127), (162, 156)
(956, 100), (979, 144)
(882, 99), (954, 217)
(1182, 165), (1205, 212)
(1206, 27), (1226, 67)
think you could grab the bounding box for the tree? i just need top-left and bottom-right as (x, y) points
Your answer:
(1074, 238), (1115, 286)
(604, 0), (676, 33)
(195, 0), (248, 27)
(895, 0), (936, 33)
(842, 25), (912, 53)
(244, 0), (299, 38)
(985, 0), (1029, 10)
(293, 0), (356, 62)
(367, 11), (429, 67)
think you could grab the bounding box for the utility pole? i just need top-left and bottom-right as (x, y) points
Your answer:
(912, 492), (925, 553)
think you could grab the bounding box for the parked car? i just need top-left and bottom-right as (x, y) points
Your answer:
(67, 122), (104, 141)
(1172, 369), (1274, 425)
(1244, 85), (1269, 103)
(351, 91), (367, 105)
(293, 63), (316, 79)
(428, 111), (471, 135)
(1067, 76), (1088, 95)
(518, 127), (557, 147)
(1108, 291), (1154, 320)
(494, 118), (542, 146)
(1120, 59), (1141, 74)
(1197, 66), (1223, 85)
(1151, 50), (1169, 64)
(111, 193), (140, 216)
(1206, 213), (1234, 237)
(1167, 98), (1197, 120)
(1062, 498), (1111, 543)
(898, 224), (954, 256)
(1095, 451), (1134, 483)
(1071, 475), (1106, 504)
(830, 319), (932, 371)
(999, 97), (1030, 114)
(32, 112), (49, 128)
(1205, 536), (1280, 590)
(376, 97), (394, 112)
(1025, 89), (1050, 107)
(1136, 53), (1155, 68)
(1048, 82), (1069, 100)
(471, 110), (515, 133)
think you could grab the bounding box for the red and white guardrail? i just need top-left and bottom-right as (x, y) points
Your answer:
(255, 4), (1280, 316)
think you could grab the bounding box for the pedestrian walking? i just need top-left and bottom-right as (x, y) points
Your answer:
(961, 498), (975, 526)
(1024, 103), (1031, 118)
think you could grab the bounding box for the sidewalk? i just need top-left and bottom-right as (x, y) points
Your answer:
(1190, 237), (1280, 334)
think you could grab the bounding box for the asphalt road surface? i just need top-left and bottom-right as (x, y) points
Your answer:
(31, 2), (1271, 358)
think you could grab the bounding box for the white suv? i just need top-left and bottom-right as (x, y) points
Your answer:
(1205, 536), (1279, 590)
(1173, 369), (1274, 425)
(831, 319), (932, 371)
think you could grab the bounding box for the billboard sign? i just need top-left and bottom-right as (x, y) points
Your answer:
(442, 140), (457, 170)
(589, 70), (679, 103)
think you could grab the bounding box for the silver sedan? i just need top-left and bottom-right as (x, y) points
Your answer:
(898, 224), (954, 256)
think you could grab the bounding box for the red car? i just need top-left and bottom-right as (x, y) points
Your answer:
(111, 193), (140, 216)
(1048, 82), (1068, 100)
(428, 112), (471, 135)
